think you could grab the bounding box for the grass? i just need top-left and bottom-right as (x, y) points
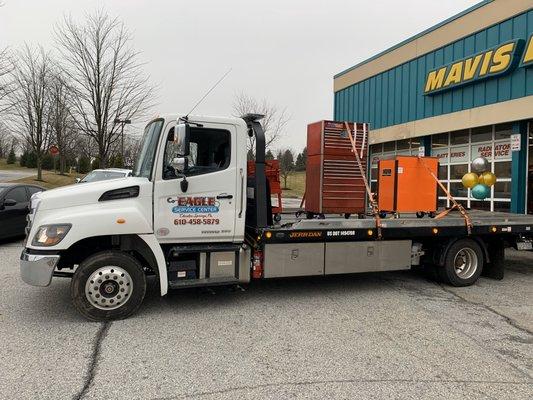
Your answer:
(8, 170), (83, 189)
(0, 158), (34, 171)
(282, 171), (305, 198)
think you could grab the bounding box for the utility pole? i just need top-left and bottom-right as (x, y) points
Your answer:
(114, 118), (131, 166)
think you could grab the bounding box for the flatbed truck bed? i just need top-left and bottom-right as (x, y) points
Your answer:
(250, 210), (533, 242)
(246, 210), (533, 286)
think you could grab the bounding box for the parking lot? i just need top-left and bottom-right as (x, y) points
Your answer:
(1, 238), (532, 400)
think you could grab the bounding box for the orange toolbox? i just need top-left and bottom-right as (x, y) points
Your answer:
(378, 156), (438, 217)
(305, 120), (368, 218)
(247, 160), (282, 218)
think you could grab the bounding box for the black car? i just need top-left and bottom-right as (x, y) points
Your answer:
(0, 183), (45, 240)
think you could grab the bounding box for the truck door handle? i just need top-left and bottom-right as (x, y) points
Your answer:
(217, 194), (233, 200)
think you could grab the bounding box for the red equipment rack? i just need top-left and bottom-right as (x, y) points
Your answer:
(304, 120), (369, 218)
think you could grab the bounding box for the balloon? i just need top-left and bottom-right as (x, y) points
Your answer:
(471, 157), (490, 173)
(471, 184), (490, 200)
(478, 172), (497, 187)
(461, 172), (479, 189)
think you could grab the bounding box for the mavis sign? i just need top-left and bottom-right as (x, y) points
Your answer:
(424, 34), (533, 95)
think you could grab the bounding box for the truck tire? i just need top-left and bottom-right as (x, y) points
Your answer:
(71, 251), (147, 321)
(439, 239), (483, 287)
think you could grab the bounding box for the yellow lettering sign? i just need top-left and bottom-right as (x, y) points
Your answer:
(479, 50), (493, 76)
(523, 35), (533, 65)
(443, 62), (463, 87)
(463, 54), (483, 80)
(424, 39), (526, 95)
(424, 68), (446, 93)
(490, 42), (515, 73)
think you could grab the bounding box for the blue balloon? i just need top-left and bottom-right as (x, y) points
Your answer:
(471, 184), (490, 200)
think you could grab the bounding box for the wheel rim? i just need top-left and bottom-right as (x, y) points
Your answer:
(85, 266), (133, 310)
(453, 248), (478, 279)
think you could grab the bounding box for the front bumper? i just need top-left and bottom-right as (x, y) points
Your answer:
(20, 250), (60, 287)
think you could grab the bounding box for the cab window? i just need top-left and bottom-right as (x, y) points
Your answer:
(163, 127), (231, 180)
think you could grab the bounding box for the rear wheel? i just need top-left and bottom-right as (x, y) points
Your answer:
(440, 239), (483, 286)
(71, 251), (146, 321)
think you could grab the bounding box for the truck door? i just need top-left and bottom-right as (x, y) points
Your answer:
(153, 122), (238, 243)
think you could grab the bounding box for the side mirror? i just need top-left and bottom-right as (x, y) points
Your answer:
(171, 157), (187, 173)
(174, 123), (190, 157)
(4, 198), (17, 207)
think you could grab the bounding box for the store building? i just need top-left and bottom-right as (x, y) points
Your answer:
(333, 0), (533, 213)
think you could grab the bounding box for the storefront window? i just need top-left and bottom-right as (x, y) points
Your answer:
(471, 125), (492, 143)
(494, 181), (511, 199)
(494, 123), (513, 140)
(450, 129), (469, 145)
(438, 165), (448, 180)
(370, 144), (383, 154)
(494, 161), (511, 178)
(470, 200), (491, 211)
(450, 164), (468, 180)
(450, 182), (468, 198)
(396, 139), (410, 150)
(493, 202), (511, 212)
(383, 141), (396, 152)
(432, 133), (449, 148)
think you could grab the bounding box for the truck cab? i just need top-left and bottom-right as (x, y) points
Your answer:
(21, 114), (258, 321)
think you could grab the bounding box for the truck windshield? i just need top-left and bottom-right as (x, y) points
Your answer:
(133, 119), (164, 179)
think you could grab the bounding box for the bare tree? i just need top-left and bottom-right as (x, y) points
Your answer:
(233, 93), (289, 158)
(0, 47), (13, 113)
(0, 121), (14, 158)
(54, 10), (156, 168)
(48, 72), (78, 174)
(8, 45), (53, 180)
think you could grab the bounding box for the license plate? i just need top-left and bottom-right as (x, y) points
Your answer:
(516, 241), (533, 251)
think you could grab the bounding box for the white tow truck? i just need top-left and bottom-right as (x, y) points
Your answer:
(20, 114), (533, 321)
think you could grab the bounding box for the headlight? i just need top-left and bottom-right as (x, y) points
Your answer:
(32, 224), (72, 247)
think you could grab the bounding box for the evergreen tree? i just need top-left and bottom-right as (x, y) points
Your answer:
(26, 152), (37, 168)
(41, 153), (54, 170)
(295, 146), (307, 171)
(19, 151), (28, 167)
(265, 150), (275, 161)
(78, 156), (91, 174)
(6, 148), (16, 164)
(278, 148), (295, 189)
(247, 149), (254, 161)
(113, 154), (124, 168)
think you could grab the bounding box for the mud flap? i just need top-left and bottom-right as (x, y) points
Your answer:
(482, 240), (504, 280)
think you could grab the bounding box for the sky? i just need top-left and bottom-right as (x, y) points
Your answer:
(0, 0), (480, 153)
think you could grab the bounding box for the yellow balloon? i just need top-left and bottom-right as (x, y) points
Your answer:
(462, 172), (479, 189)
(479, 172), (497, 187)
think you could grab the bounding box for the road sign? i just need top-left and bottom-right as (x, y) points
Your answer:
(510, 134), (521, 152)
(49, 145), (59, 156)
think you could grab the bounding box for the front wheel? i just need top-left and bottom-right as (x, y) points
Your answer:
(439, 239), (483, 287)
(71, 251), (147, 321)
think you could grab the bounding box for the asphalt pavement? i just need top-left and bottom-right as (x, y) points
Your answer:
(1, 239), (532, 399)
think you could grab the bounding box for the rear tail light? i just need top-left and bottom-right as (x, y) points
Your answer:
(252, 250), (263, 279)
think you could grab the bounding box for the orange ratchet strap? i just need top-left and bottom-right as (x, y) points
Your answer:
(345, 122), (382, 239)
